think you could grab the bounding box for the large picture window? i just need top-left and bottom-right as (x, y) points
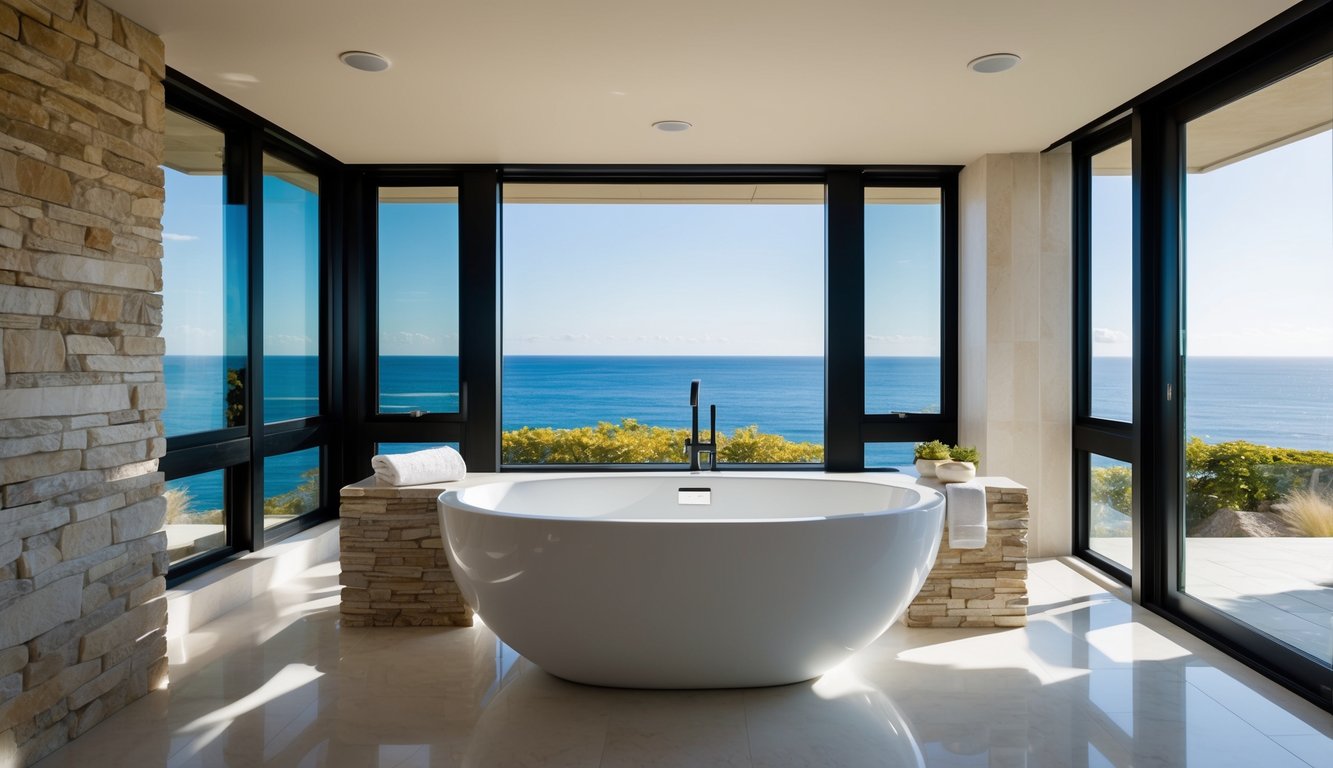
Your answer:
(161, 80), (338, 583)
(1180, 59), (1332, 670)
(1071, 23), (1332, 706)
(501, 183), (825, 465)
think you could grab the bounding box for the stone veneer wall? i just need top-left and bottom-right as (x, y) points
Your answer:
(0, 1), (168, 764)
(339, 483), (473, 627)
(904, 480), (1029, 628)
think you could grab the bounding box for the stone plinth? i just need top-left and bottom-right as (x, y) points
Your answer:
(340, 473), (1027, 633)
(904, 478), (1029, 628)
(338, 482), (471, 628)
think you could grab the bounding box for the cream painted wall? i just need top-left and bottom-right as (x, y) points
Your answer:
(958, 149), (1073, 557)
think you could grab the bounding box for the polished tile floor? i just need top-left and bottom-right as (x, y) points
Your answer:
(36, 558), (1333, 768)
(1091, 536), (1333, 664)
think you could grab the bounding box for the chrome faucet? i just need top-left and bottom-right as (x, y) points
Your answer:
(684, 380), (718, 471)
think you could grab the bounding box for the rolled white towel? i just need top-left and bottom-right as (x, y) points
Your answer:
(371, 446), (467, 486)
(945, 480), (988, 549)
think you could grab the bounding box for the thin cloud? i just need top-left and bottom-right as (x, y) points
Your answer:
(163, 233), (199, 242)
(1093, 328), (1129, 344)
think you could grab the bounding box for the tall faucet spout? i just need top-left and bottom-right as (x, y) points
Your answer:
(684, 380), (716, 472)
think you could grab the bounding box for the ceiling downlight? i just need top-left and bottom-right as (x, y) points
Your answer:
(339, 51), (391, 72)
(967, 53), (1021, 74)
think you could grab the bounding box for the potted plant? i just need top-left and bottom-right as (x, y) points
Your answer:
(914, 440), (952, 478)
(937, 445), (980, 483)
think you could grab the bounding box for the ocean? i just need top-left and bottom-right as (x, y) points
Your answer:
(164, 355), (1333, 510)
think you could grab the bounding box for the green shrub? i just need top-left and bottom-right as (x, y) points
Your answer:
(1090, 465), (1132, 520)
(264, 468), (319, 518)
(717, 426), (823, 463)
(949, 445), (980, 464)
(501, 419), (822, 464)
(914, 440), (951, 460)
(1184, 438), (1333, 522)
(1090, 439), (1333, 527)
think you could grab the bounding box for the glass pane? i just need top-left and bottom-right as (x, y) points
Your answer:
(865, 187), (942, 414)
(164, 469), (227, 565)
(1088, 454), (1132, 571)
(501, 184), (824, 464)
(263, 153), (320, 423)
(1089, 141), (1133, 422)
(377, 187), (460, 414)
(1182, 59), (1333, 668)
(375, 442), (460, 455)
(864, 443), (915, 471)
(162, 111), (247, 435)
(264, 447), (320, 529)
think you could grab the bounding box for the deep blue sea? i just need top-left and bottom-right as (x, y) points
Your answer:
(164, 355), (1332, 510)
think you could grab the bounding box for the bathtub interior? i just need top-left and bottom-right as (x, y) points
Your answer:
(449, 475), (931, 522)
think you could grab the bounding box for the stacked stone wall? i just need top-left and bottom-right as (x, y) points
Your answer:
(339, 485), (472, 628)
(904, 482), (1029, 628)
(0, 1), (167, 763)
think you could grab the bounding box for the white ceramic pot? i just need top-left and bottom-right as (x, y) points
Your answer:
(914, 458), (947, 478)
(935, 461), (976, 483)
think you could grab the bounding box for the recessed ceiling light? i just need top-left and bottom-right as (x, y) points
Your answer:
(967, 53), (1021, 74)
(339, 51), (391, 73)
(652, 120), (692, 132)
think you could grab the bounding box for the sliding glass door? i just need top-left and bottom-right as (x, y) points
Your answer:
(1180, 58), (1332, 672)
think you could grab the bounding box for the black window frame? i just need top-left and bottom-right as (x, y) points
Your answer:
(163, 70), (344, 586)
(486, 167), (959, 472)
(1072, 118), (1135, 585)
(1064, 0), (1333, 710)
(160, 106), (961, 567)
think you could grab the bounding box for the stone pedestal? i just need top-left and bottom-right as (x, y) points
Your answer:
(338, 482), (471, 627)
(904, 478), (1029, 628)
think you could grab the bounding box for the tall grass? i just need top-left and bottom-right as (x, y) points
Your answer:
(1280, 488), (1333, 537)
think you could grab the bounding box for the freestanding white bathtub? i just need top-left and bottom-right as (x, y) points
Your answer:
(438, 473), (944, 689)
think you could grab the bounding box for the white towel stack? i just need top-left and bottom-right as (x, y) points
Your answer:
(371, 446), (467, 486)
(945, 481), (988, 549)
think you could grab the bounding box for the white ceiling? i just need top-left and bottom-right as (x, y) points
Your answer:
(105, 0), (1301, 165)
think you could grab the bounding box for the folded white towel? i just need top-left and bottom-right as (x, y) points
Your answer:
(371, 446), (467, 486)
(945, 481), (988, 549)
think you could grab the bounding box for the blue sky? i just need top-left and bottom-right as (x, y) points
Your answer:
(1092, 129), (1331, 358)
(161, 131), (1330, 359)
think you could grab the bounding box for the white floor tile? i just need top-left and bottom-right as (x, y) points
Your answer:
(32, 557), (1333, 768)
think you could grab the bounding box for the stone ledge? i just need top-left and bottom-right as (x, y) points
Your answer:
(164, 520), (338, 641)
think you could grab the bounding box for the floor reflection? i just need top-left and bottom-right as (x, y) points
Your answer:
(32, 559), (1333, 768)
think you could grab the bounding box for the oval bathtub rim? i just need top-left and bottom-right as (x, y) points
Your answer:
(438, 471), (944, 525)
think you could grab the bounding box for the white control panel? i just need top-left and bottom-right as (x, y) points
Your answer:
(677, 488), (712, 505)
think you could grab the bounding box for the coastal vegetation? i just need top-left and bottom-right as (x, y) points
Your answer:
(165, 467), (320, 525)
(1091, 438), (1333, 536)
(501, 419), (823, 464)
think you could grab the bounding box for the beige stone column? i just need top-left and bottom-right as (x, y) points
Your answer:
(957, 148), (1073, 557)
(0, 1), (168, 764)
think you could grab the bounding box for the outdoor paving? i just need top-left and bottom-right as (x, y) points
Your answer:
(1091, 536), (1333, 665)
